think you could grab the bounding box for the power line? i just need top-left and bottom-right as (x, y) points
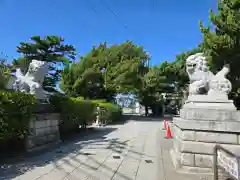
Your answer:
(152, 0), (155, 11)
(85, 1), (98, 14)
(100, 0), (128, 30)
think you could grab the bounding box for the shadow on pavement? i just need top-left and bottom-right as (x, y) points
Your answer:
(0, 127), (117, 180)
(107, 114), (132, 125)
(0, 123), (151, 180)
(0, 115), (163, 180)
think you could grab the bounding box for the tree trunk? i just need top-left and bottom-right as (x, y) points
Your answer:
(145, 106), (148, 116)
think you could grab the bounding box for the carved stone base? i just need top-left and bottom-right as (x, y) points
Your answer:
(181, 96), (237, 125)
(171, 99), (240, 174)
(170, 149), (213, 174)
(186, 94), (232, 103)
(172, 124), (240, 170)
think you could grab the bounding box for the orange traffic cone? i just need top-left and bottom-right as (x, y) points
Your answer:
(162, 120), (167, 130)
(165, 124), (173, 139)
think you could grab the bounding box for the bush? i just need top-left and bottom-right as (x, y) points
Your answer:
(50, 95), (122, 135)
(0, 91), (35, 143)
(94, 101), (122, 124)
(50, 95), (96, 134)
(91, 99), (107, 103)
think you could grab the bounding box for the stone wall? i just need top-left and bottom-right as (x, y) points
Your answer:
(172, 124), (240, 173)
(171, 100), (240, 174)
(25, 113), (60, 152)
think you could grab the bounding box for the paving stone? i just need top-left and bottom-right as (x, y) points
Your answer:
(90, 155), (123, 179)
(88, 171), (113, 180)
(136, 159), (157, 180)
(55, 162), (77, 173)
(125, 151), (141, 160)
(111, 173), (133, 180)
(12, 163), (58, 180)
(64, 167), (89, 180)
(39, 168), (68, 180)
(115, 159), (139, 179)
(2, 119), (162, 180)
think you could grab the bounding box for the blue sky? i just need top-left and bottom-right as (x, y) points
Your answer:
(0, 0), (217, 66)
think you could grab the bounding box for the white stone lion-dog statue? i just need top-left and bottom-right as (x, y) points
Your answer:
(186, 53), (232, 99)
(6, 59), (49, 100)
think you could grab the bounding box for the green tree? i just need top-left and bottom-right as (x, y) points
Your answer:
(138, 66), (169, 116)
(72, 69), (105, 99)
(158, 46), (203, 102)
(0, 58), (11, 90)
(15, 36), (76, 92)
(200, 0), (240, 107)
(61, 41), (150, 100)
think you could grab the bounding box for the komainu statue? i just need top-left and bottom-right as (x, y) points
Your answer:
(186, 53), (232, 98)
(6, 60), (49, 100)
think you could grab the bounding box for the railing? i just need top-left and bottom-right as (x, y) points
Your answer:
(213, 145), (240, 180)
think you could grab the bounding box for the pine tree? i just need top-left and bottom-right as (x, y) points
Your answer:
(16, 36), (76, 92)
(200, 0), (240, 97)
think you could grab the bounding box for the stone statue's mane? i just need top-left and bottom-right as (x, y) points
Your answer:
(186, 53), (208, 74)
(185, 52), (232, 101)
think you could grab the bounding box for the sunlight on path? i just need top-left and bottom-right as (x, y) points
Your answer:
(0, 117), (162, 180)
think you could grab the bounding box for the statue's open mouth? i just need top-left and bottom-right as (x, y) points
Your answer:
(187, 63), (196, 69)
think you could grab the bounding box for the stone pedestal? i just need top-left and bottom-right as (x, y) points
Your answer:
(171, 95), (240, 174)
(135, 102), (140, 114)
(25, 103), (61, 152)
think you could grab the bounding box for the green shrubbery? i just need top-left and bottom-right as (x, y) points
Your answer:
(50, 95), (96, 134)
(93, 101), (122, 124)
(0, 91), (35, 143)
(50, 95), (122, 134)
(0, 90), (122, 148)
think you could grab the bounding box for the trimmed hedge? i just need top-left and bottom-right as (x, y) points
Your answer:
(50, 95), (122, 134)
(0, 91), (122, 152)
(50, 95), (96, 134)
(0, 91), (35, 142)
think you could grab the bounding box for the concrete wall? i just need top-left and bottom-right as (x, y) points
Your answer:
(25, 113), (60, 152)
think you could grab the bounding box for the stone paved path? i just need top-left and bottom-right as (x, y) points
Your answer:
(0, 117), (162, 180)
